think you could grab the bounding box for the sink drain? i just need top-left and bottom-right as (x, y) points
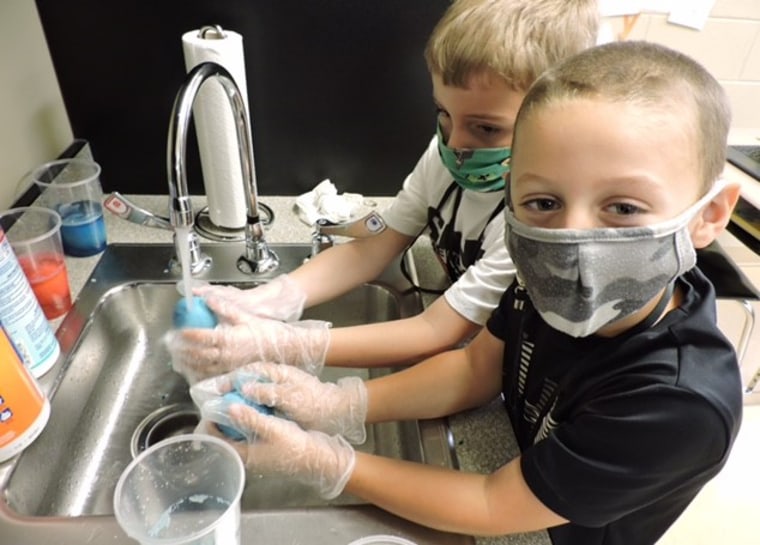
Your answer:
(131, 403), (200, 457)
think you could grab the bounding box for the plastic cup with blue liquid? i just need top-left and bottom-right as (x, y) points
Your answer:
(32, 158), (108, 257)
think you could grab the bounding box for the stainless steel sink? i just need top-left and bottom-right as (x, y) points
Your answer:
(0, 243), (472, 545)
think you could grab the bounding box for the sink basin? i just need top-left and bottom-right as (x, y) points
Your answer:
(0, 242), (472, 545)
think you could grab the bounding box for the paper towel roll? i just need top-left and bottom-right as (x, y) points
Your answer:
(182, 27), (250, 229)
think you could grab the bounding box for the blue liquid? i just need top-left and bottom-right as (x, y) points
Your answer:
(57, 200), (107, 257)
(149, 494), (231, 538)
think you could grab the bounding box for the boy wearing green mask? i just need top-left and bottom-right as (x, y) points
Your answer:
(194, 41), (743, 545)
(168, 0), (600, 381)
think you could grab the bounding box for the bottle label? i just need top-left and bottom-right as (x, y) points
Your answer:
(0, 323), (49, 461)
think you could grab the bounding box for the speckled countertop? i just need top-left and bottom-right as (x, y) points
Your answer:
(55, 194), (550, 545)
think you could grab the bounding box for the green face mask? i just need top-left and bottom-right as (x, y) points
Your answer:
(436, 123), (511, 193)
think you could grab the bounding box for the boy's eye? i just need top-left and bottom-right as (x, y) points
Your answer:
(475, 124), (501, 136)
(523, 198), (560, 212)
(435, 106), (450, 119)
(607, 202), (642, 216)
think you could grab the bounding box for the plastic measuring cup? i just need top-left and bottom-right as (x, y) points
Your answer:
(32, 158), (108, 257)
(114, 434), (245, 545)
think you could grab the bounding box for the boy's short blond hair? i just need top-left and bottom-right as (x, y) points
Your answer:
(514, 41), (731, 192)
(424, 0), (599, 91)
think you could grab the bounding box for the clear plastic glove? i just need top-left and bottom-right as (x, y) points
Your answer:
(190, 367), (275, 440)
(197, 404), (355, 500)
(194, 274), (306, 322)
(203, 362), (367, 444)
(166, 317), (330, 384)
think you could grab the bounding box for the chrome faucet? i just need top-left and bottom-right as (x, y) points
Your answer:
(166, 61), (279, 275)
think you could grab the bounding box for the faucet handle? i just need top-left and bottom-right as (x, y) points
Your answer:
(310, 211), (386, 257)
(106, 192), (211, 274)
(315, 211), (386, 238)
(104, 192), (172, 231)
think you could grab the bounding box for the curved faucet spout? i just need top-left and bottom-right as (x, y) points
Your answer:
(167, 61), (279, 275)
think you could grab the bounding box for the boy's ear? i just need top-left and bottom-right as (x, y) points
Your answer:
(690, 182), (742, 249)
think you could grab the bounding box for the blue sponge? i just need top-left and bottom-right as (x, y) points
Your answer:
(217, 390), (274, 441)
(173, 296), (218, 329)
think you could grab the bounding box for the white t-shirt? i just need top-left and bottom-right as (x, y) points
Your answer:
(382, 135), (515, 325)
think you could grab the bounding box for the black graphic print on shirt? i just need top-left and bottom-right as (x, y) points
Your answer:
(426, 181), (504, 282)
(505, 286), (562, 446)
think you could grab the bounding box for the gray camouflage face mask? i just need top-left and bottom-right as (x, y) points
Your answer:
(504, 180), (725, 338)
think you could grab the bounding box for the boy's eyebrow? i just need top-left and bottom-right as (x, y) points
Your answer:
(601, 175), (671, 194)
(515, 172), (668, 189)
(465, 114), (515, 128)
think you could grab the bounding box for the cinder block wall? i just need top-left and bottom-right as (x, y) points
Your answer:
(604, 1), (760, 128)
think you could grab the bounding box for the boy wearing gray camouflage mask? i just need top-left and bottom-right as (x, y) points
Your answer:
(192, 41), (744, 545)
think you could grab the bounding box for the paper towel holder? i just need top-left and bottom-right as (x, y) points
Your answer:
(198, 24), (226, 39)
(194, 203), (274, 243)
(188, 23), (263, 244)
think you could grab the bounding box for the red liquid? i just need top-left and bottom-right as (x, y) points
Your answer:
(17, 254), (72, 320)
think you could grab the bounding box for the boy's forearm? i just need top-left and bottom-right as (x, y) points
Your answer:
(346, 453), (564, 537)
(288, 229), (412, 308)
(325, 296), (482, 368)
(287, 242), (382, 307)
(364, 328), (503, 423)
(348, 453), (493, 535)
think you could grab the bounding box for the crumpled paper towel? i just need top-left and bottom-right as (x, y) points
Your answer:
(294, 179), (365, 225)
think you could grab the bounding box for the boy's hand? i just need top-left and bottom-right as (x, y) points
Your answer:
(234, 361), (367, 444)
(199, 406), (355, 500)
(195, 274), (306, 323)
(166, 318), (330, 383)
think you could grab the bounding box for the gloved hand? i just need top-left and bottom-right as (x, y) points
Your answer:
(203, 362), (368, 444)
(166, 316), (330, 384)
(197, 403), (356, 500)
(194, 274), (306, 322)
(190, 366), (275, 441)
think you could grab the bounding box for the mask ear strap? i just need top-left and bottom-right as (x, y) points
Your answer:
(697, 177), (728, 208)
(628, 177), (731, 237)
(503, 172), (513, 209)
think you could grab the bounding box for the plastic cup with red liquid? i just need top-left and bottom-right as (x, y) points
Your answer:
(0, 207), (72, 320)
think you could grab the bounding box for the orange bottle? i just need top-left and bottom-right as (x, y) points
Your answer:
(0, 322), (50, 463)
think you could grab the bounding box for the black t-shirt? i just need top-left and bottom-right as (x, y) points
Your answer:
(486, 267), (742, 545)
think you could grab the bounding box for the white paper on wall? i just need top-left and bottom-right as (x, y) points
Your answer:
(600, 0), (714, 33)
(639, 0), (674, 14)
(599, 0), (643, 17)
(667, 0), (716, 31)
(599, 0), (674, 16)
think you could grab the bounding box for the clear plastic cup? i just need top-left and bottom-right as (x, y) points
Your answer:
(32, 158), (108, 257)
(0, 206), (72, 320)
(347, 536), (418, 545)
(114, 434), (245, 545)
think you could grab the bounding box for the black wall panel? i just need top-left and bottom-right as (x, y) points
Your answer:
(35, 1), (448, 196)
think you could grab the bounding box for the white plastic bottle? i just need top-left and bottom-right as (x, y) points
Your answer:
(0, 226), (60, 377)
(0, 322), (51, 463)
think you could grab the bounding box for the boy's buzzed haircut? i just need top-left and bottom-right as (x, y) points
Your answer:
(424, 0), (600, 91)
(514, 40), (731, 191)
